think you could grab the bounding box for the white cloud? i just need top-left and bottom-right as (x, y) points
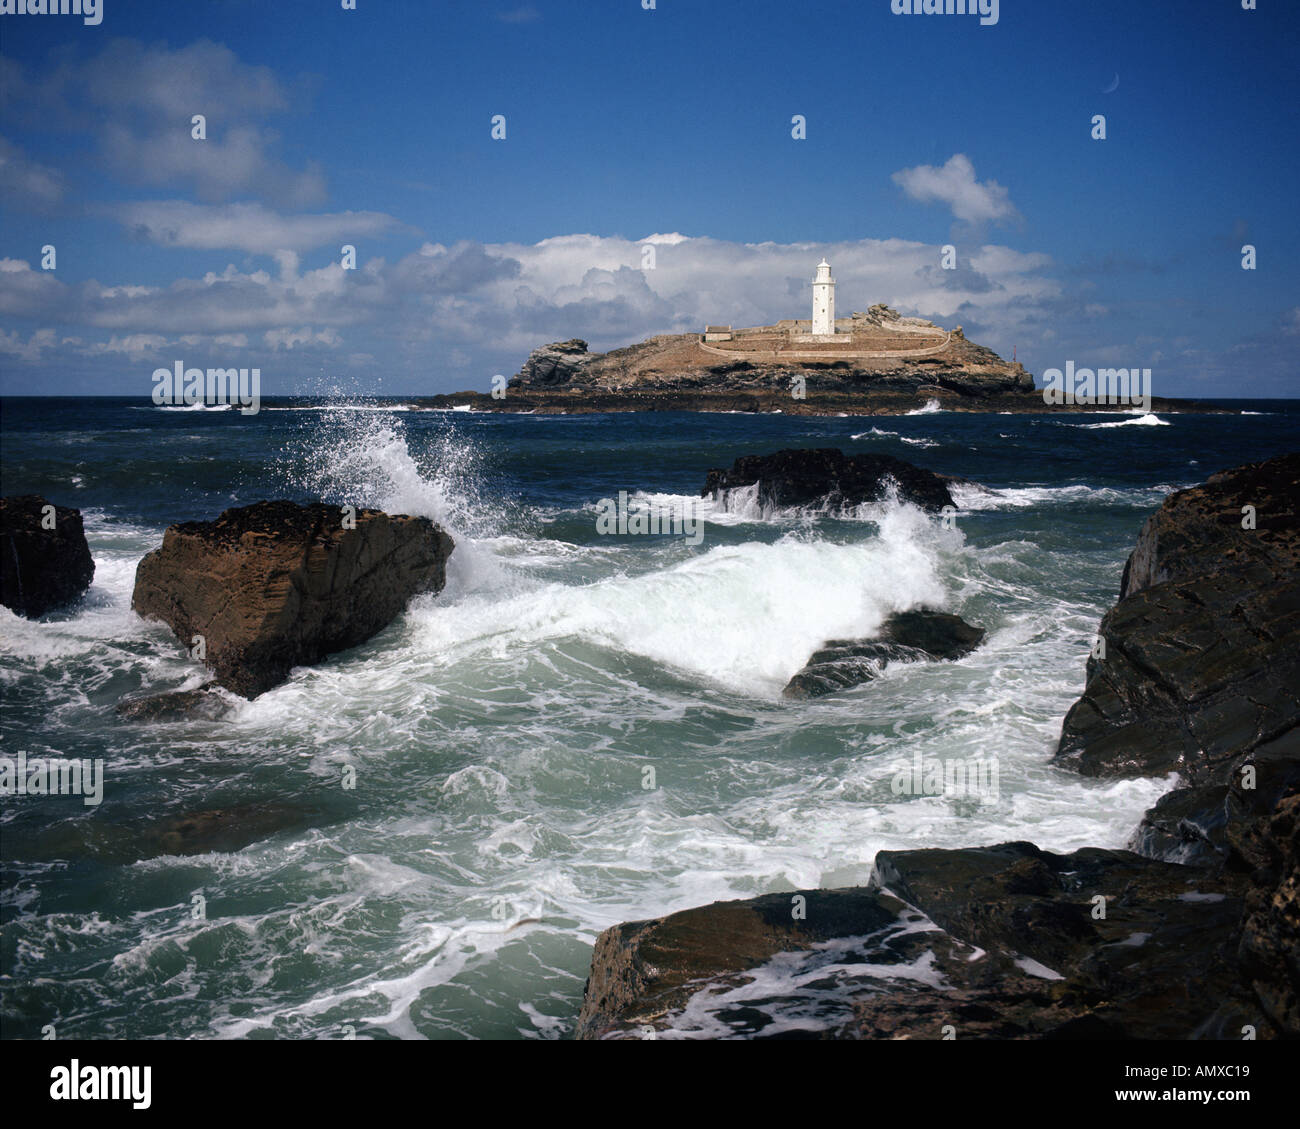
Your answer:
(0, 233), (1064, 376)
(114, 201), (402, 254)
(87, 334), (170, 361)
(3, 39), (324, 207)
(263, 327), (342, 350)
(0, 327), (56, 362)
(892, 154), (1019, 225)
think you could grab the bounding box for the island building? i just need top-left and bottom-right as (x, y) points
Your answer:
(810, 258), (836, 337)
(697, 260), (952, 359)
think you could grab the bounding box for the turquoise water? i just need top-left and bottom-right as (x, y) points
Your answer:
(1, 397), (1296, 1039)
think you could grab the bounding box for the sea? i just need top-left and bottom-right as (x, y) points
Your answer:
(1, 396), (1296, 1039)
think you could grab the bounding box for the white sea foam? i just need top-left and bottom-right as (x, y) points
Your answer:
(157, 402), (234, 412)
(1075, 412), (1170, 429)
(2, 408), (1195, 1041)
(408, 503), (954, 696)
(950, 481), (1184, 511)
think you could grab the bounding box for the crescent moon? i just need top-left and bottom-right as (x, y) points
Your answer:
(1102, 73), (1120, 94)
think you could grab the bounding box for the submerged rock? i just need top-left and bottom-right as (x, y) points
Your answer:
(26, 801), (336, 864)
(0, 495), (95, 618)
(116, 682), (233, 722)
(702, 448), (958, 513)
(132, 500), (453, 698)
(783, 609), (984, 699)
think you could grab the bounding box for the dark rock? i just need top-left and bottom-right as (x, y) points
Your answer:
(0, 495), (95, 618)
(1237, 790), (1300, 1035)
(576, 842), (1257, 1040)
(143, 804), (320, 858)
(577, 887), (969, 1040)
(19, 800), (341, 864)
(1053, 453), (1300, 1036)
(702, 448), (958, 513)
(1119, 454), (1300, 600)
(1130, 784), (1231, 867)
(871, 843), (1254, 1039)
(131, 500), (453, 698)
(783, 609), (984, 699)
(116, 682), (232, 722)
(1056, 453), (1300, 782)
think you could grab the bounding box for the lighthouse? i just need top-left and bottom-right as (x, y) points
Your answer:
(811, 258), (836, 335)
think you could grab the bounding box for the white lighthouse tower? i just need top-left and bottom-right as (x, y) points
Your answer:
(811, 258), (836, 336)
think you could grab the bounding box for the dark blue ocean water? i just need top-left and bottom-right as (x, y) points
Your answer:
(1, 396), (1296, 1039)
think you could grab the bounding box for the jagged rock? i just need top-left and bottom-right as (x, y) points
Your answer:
(577, 887), (934, 1040)
(132, 500), (453, 698)
(1119, 454), (1300, 600)
(1238, 790), (1300, 1035)
(511, 339), (593, 387)
(0, 495), (95, 618)
(1056, 453), (1300, 782)
(871, 843), (1254, 1039)
(576, 843), (1255, 1040)
(1055, 453), (1300, 1036)
(116, 682), (232, 722)
(783, 609), (985, 699)
(1129, 784), (1232, 867)
(702, 448), (958, 513)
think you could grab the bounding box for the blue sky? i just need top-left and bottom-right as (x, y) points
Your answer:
(1, 0), (1297, 398)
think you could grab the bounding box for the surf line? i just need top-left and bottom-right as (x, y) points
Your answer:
(595, 490), (705, 546)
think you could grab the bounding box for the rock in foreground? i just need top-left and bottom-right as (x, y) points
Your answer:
(577, 843), (1253, 1040)
(1056, 452), (1300, 782)
(783, 609), (985, 699)
(132, 500), (453, 698)
(702, 448), (957, 513)
(0, 495), (95, 618)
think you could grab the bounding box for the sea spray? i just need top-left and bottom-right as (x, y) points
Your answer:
(3, 398), (1271, 1039)
(281, 406), (510, 594)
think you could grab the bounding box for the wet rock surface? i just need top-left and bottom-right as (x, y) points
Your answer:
(1056, 453), (1300, 782)
(22, 801), (339, 864)
(0, 495), (95, 618)
(116, 682), (233, 722)
(577, 844), (1251, 1039)
(702, 448), (958, 513)
(783, 610), (985, 699)
(131, 500), (454, 698)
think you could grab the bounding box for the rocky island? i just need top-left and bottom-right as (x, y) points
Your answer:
(414, 277), (1226, 416)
